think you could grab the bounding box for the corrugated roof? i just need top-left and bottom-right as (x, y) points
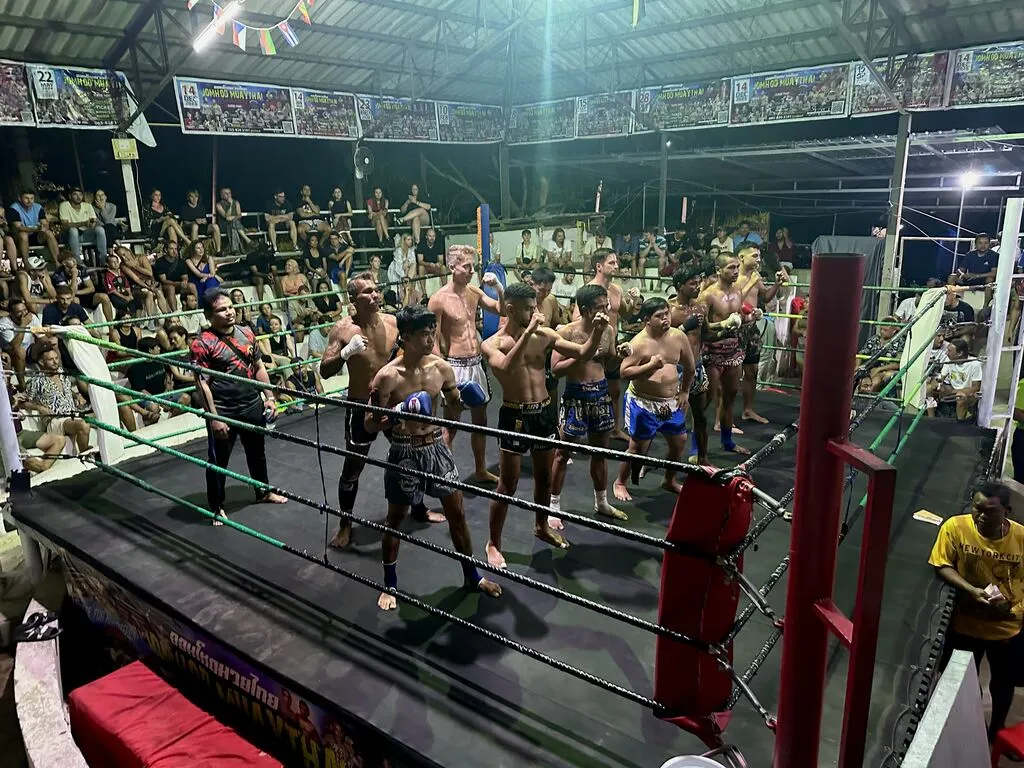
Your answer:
(0, 0), (1021, 106)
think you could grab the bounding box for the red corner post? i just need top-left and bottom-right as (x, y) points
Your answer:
(773, 253), (865, 768)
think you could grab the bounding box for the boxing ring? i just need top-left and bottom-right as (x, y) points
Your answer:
(5, 254), (996, 767)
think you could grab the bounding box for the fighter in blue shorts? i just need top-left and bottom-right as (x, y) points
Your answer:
(549, 285), (632, 521)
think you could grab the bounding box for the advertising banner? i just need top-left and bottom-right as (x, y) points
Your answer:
(851, 52), (950, 114)
(0, 61), (34, 126)
(634, 80), (730, 132)
(575, 91), (634, 138)
(355, 94), (439, 142)
(730, 63), (851, 125)
(436, 101), (504, 143)
(174, 77), (296, 136)
(29, 65), (133, 128)
(949, 42), (1024, 108)
(292, 88), (359, 139)
(507, 98), (576, 145)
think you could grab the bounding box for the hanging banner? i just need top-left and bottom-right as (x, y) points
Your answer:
(355, 94), (439, 142)
(507, 98), (576, 145)
(575, 91), (634, 138)
(292, 88), (358, 139)
(730, 63), (851, 126)
(851, 52), (950, 115)
(949, 42), (1024, 108)
(633, 80), (730, 132)
(28, 65), (130, 128)
(174, 77), (296, 136)
(436, 101), (504, 143)
(0, 61), (34, 126)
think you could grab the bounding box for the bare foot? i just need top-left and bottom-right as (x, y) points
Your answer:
(377, 592), (398, 611)
(471, 469), (500, 484)
(548, 515), (564, 530)
(742, 410), (769, 424)
(596, 504), (628, 521)
(535, 524), (570, 550)
(612, 481), (633, 502)
(610, 429), (631, 443)
(486, 541), (507, 569)
(476, 578), (502, 598)
(714, 422), (744, 434)
(660, 479), (683, 494)
(687, 455), (708, 465)
(411, 502), (446, 524)
(328, 525), (351, 549)
(212, 509), (227, 527)
(259, 491), (288, 504)
(722, 442), (751, 455)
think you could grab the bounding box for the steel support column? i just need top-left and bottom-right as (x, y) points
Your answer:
(880, 112), (911, 320)
(658, 135), (668, 233)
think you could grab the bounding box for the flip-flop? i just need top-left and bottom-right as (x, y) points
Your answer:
(14, 610), (62, 643)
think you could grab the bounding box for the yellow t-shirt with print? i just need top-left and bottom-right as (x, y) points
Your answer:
(928, 513), (1024, 641)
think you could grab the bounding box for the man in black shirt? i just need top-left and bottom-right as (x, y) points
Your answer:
(416, 227), (447, 284)
(41, 285), (89, 326)
(941, 287), (977, 341)
(127, 337), (191, 413)
(191, 289), (285, 523)
(180, 190), (222, 253)
(265, 190), (298, 253)
(958, 232), (998, 308)
(52, 250), (113, 321)
(155, 241), (195, 311)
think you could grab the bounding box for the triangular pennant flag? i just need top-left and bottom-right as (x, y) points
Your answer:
(297, 1), (311, 24)
(277, 20), (299, 47)
(258, 27), (277, 55)
(186, 0), (199, 9)
(232, 20), (246, 49)
(213, 2), (226, 34)
(306, 0), (315, 7)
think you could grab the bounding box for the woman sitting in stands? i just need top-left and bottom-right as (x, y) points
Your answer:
(280, 258), (311, 323)
(303, 232), (326, 281)
(312, 279), (342, 320)
(366, 186), (390, 246)
(230, 288), (255, 329)
(184, 240), (221, 299)
(143, 189), (188, 245)
(119, 245), (168, 315)
(399, 182), (431, 245)
(92, 189), (120, 260)
(327, 186), (353, 234)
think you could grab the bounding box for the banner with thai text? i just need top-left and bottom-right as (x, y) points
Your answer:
(949, 42), (1024, 108)
(730, 63), (851, 125)
(29, 65), (131, 128)
(634, 80), (730, 132)
(507, 98), (576, 145)
(174, 77), (295, 136)
(0, 61), (34, 126)
(851, 52), (950, 115)
(436, 101), (503, 143)
(292, 88), (359, 139)
(355, 94), (439, 142)
(575, 91), (634, 138)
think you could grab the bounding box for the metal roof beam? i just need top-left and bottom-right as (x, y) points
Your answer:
(103, 0), (164, 69)
(824, 2), (904, 113)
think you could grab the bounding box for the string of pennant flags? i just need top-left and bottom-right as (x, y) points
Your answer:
(186, 0), (316, 55)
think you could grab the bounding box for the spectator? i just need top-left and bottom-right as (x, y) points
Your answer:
(0, 298), (39, 388)
(928, 331), (951, 367)
(547, 227), (573, 268)
(229, 289), (253, 329)
(553, 265), (578, 306)
(177, 292), (205, 336)
(8, 190), (58, 262)
(399, 182), (431, 244)
(732, 220), (763, 249)
(856, 316), (905, 393)
(665, 227), (689, 262)
(295, 184), (330, 241)
(767, 227), (795, 269)
(894, 278), (944, 322)
(366, 186), (390, 246)
(109, 310), (141, 358)
(260, 315), (295, 371)
(42, 284), (89, 326)
(658, 242), (680, 279)
(265, 190), (298, 252)
(311, 279), (342, 319)
(689, 225), (710, 253)
(245, 242), (277, 301)
(416, 227), (447, 283)
(957, 232), (998, 309)
(481, 238), (506, 340)
(102, 254), (138, 317)
(92, 189), (120, 257)
(324, 230), (354, 290)
(928, 481), (1024, 741)
(327, 185), (353, 233)
(616, 231), (641, 278)
(306, 314), (330, 358)
(927, 337), (982, 421)
(367, 253), (383, 289)
(280, 258), (311, 321)
(52, 250), (113, 322)
(487, 230), (501, 266)
(302, 232), (326, 280)
(58, 187), (107, 263)
(254, 302), (275, 335)
(941, 286), (976, 340)
(185, 240), (221, 299)
(165, 324), (194, 388)
(18, 255), (56, 316)
(127, 336), (192, 417)
(179, 190), (222, 254)
(0, 207), (18, 302)
(143, 189), (187, 245)
(10, 385), (65, 474)
(515, 229), (542, 280)
(399, 276), (422, 308)
(25, 346), (92, 454)
(709, 225), (732, 253)
(389, 234), (417, 287)
(639, 227), (666, 290)
(119, 245), (167, 315)
(155, 240), (196, 312)
(583, 226), (615, 260)
(215, 187), (252, 254)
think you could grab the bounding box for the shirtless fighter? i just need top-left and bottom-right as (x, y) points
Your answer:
(701, 254), (762, 455)
(612, 298), (695, 502)
(482, 283), (607, 568)
(321, 271), (442, 550)
(736, 243), (788, 424)
(573, 248), (642, 441)
(428, 243), (503, 484)
(669, 267), (710, 464)
(549, 284), (632, 521)
(366, 305), (501, 611)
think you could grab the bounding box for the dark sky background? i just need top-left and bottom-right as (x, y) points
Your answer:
(2, 92), (1021, 284)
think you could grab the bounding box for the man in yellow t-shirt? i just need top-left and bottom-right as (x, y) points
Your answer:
(928, 481), (1024, 739)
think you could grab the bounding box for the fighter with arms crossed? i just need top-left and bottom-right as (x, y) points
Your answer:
(366, 305), (500, 611)
(482, 283), (608, 568)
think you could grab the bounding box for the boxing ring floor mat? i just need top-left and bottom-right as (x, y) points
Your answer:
(10, 391), (993, 767)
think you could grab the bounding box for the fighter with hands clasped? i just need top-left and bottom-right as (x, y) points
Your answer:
(735, 243), (788, 424)
(669, 267), (711, 465)
(482, 283), (608, 568)
(365, 305), (500, 611)
(612, 298), (695, 502)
